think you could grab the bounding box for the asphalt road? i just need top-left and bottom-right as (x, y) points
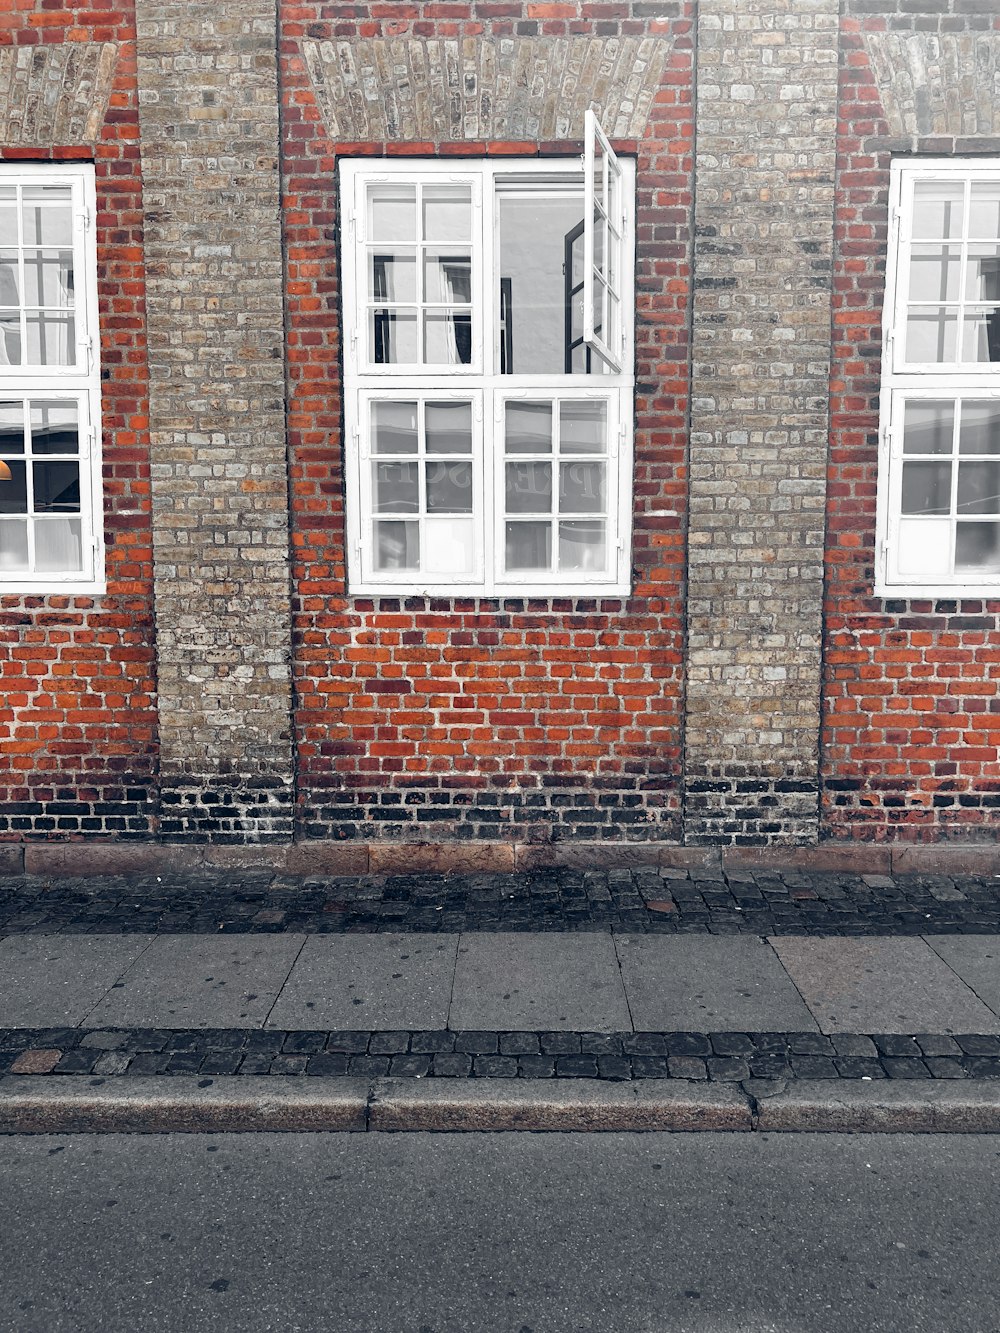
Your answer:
(0, 1132), (997, 1332)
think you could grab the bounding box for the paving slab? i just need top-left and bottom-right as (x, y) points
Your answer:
(925, 936), (1000, 1018)
(0, 935), (154, 1028)
(85, 935), (306, 1029)
(770, 937), (1000, 1035)
(615, 935), (818, 1032)
(266, 934), (458, 1031)
(449, 933), (630, 1032)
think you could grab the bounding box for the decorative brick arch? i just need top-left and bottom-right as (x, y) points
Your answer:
(861, 32), (1000, 140)
(0, 42), (119, 145)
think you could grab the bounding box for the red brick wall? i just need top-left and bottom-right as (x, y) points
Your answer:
(280, 1), (694, 842)
(822, 8), (1000, 843)
(0, 3), (157, 840)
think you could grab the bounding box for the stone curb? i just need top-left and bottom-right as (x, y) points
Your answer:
(3, 1075), (1000, 1134)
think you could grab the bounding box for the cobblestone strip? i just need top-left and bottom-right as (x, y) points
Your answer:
(2, 1028), (998, 1083)
(2, 868), (1000, 936)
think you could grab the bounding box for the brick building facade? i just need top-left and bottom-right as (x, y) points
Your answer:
(0, 0), (997, 872)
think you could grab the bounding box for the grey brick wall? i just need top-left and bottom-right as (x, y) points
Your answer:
(135, 0), (294, 841)
(683, 0), (839, 845)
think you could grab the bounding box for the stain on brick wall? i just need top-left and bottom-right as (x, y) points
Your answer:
(823, 2), (1000, 842)
(0, 2), (158, 842)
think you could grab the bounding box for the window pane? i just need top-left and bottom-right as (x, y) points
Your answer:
(371, 309), (417, 364)
(956, 522), (1000, 574)
(559, 460), (605, 514)
(21, 199), (72, 247)
(426, 458), (472, 514)
(30, 399), (79, 454)
(969, 184), (1000, 240)
(424, 518), (473, 574)
(0, 311), (21, 365)
(559, 520), (606, 573)
(506, 461), (552, 514)
(908, 246), (962, 302)
(901, 462), (951, 516)
(422, 186), (471, 243)
(32, 460), (80, 512)
(368, 250), (416, 302)
(0, 519), (28, 571)
(965, 247), (1000, 302)
(424, 252), (471, 304)
(897, 518), (950, 576)
(372, 460), (419, 513)
(903, 400), (953, 454)
(25, 310), (75, 366)
(560, 401), (606, 453)
(505, 521), (551, 571)
(0, 459), (27, 512)
(959, 403), (1000, 455)
(34, 516), (82, 572)
(905, 307), (958, 362)
(22, 250), (74, 308)
(373, 520), (418, 570)
(424, 311), (471, 365)
(505, 401), (552, 454)
(368, 185), (416, 242)
(0, 400), (25, 454)
(0, 206), (15, 246)
(372, 401), (417, 454)
(426, 401), (471, 454)
(0, 250), (19, 305)
(911, 183), (964, 240)
(957, 462), (1000, 516)
(962, 310), (1000, 364)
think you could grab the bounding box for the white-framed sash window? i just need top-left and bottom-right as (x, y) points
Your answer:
(876, 160), (1000, 596)
(341, 113), (635, 596)
(0, 164), (103, 593)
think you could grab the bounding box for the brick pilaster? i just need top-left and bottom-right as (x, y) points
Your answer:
(683, 0), (839, 844)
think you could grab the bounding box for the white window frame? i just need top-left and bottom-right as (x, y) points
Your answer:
(0, 163), (103, 594)
(876, 158), (1000, 597)
(340, 147), (635, 597)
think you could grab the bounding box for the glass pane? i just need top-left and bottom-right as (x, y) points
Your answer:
(560, 401), (606, 453)
(911, 183), (964, 240)
(905, 307), (958, 362)
(505, 401), (551, 454)
(0, 206), (15, 246)
(25, 311), (75, 366)
(959, 402), (1000, 455)
(368, 185), (416, 242)
(32, 461), (80, 512)
(0, 250), (19, 305)
(897, 518), (950, 576)
(956, 522), (1000, 574)
(426, 458), (472, 514)
(424, 518), (473, 574)
(559, 461), (605, 514)
(505, 521), (551, 572)
(373, 519), (418, 571)
(372, 460), (419, 513)
(0, 459), (27, 512)
(962, 310), (1000, 364)
(371, 310), (417, 364)
(969, 184), (1000, 240)
(372, 401), (417, 454)
(424, 312), (472, 365)
(424, 252), (471, 304)
(498, 191), (588, 376)
(426, 401), (471, 454)
(965, 247), (1000, 302)
(0, 519), (28, 571)
(0, 311), (21, 365)
(30, 399), (79, 454)
(34, 516), (83, 572)
(21, 202), (72, 248)
(422, 186), (471, 243)
(22, 250), (74, 308)
(903, 400), (953, 455)
(559, 520), (606, 573)
(593, 213), (605, 273)
(957, 462), (1000, 516)
(368, 251), (416, 303)
(901, 462), (951, 516)
(908, 246), (962, 302)
(0, 400), (25, 454)
(506, 461), (552, 515)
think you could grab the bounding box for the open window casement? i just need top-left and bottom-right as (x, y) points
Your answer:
(583, 108), (625, 373)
